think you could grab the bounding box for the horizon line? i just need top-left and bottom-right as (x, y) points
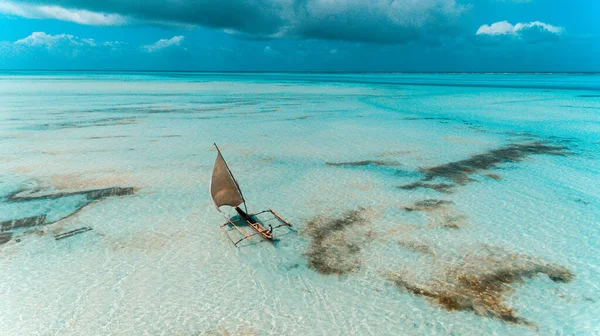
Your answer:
(1, 69), (600, 75)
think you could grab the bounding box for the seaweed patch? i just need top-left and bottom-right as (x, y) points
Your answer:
(0, 232), (12, 245)
(54, 227), (92, 241)
(439, 215), (465, 229)
(34, 117), (139, 130)
(385, 249), (573, 326)
(403, 199), (453, 212)
(399, 141), (568, 192)
(85, 135), (131, 140)
(398, 182), (455, 193)
(1, 215), (47, 231)
(1, 186), (136, 242)
(303, 209), (372, 276)
(401, 199), (466, 229)
(326, 160), (401, 167)
(421, 142), (567, 185)
(7, 186), (136, 203)
(286, 115), (310, 121)
(485, 173), (503, 181)
(397, 238), (435, 255)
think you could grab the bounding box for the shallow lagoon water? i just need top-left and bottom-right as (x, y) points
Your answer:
(0, 72), (599, 335)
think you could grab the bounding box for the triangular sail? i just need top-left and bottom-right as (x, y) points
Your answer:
(210, 146), (244, 211)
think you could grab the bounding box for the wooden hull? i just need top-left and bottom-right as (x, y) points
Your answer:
(220, 207), (292, 246)
(247, 221), (273, 240)
(235, 207), (273, 240)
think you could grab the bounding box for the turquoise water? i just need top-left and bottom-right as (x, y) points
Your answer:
(0, 72), (599, 335)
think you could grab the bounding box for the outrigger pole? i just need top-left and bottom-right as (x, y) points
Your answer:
(220, 217), (252, 244)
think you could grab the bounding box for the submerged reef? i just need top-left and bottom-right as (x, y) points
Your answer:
(303, 209), (372, 275)
(399, 141), (568, 192)
(386, 249), (573, 326)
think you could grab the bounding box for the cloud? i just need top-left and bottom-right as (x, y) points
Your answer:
(7, 0), (467, 44)
(143, 36), (185, 52)
(0, 1), (127, 25)
(8, 32), (126, 59)
(102, 41), (126, 48)
(477, 21), (562, 36)
(288, 0), (465, 43)
(476, 21), (563, 44)
(15, 32), (96, 48)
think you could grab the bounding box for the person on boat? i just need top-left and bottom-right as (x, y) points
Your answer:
(266, 224), (273, 235)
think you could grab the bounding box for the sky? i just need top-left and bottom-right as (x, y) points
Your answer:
(0, 0), (598, 72)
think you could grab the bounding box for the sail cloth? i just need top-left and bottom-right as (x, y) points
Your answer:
(210, 148), (244, 211)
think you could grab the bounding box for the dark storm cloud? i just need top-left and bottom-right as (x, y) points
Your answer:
(10, 0), (467, 43)
(287, 0), (465, 43)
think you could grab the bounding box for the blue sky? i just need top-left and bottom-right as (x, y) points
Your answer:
(0, 0), (598, 71)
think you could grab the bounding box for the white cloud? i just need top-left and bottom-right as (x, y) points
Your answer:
(0, 1), (127, 25)
(16, 32), (83, 48)
(476, 21), (514, 36)
(477, 21), (563, 36)
(103, 41), (127, 48)
(11, 32), (100, 58)
(143, 36), (185, 52)
(11, 32), (125, 58)
(514, 22), (562, 34)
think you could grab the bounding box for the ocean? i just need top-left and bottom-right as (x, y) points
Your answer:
(0, 72), (599, 335)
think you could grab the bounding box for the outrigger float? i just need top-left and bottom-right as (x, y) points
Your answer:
(210, 144), (293, 246)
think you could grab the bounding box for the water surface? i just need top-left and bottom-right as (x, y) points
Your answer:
(0, 72), (599, 335)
